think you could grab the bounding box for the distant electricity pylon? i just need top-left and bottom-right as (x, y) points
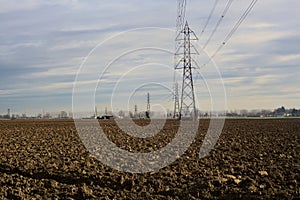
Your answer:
(175, 22), (198, 120)
(134, 104), (138, 118)
(95, 106), (98, 117)
(173, 82), (180, 118)
(146, 92), (150, 112)
(146, 92), (151, 118)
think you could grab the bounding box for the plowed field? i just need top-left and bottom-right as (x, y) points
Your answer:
(0, 119), (299, 199)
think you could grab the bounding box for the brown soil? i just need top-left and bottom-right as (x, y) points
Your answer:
(0, 119), (299, 199)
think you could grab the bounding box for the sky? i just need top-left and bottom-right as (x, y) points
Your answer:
(0, 0), (299, 115)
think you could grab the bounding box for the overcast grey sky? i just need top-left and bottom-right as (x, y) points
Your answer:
(0, 0), (299, 115)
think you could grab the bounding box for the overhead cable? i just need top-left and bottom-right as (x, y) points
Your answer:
(200, 0), (258, 68)
(202, 0), (234, 50)
(199, 0), (219, 39)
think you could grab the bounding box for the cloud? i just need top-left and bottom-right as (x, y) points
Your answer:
(0, 0), (299, 114)
(0, 0), (41, 13)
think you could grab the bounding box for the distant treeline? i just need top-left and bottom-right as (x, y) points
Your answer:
(0, 111), (70, 120)
(1, 106), (300, 119)
(226, 106), (300, 117)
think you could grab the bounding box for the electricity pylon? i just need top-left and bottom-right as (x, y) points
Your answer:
(146, 92), (150, 119)
(146, 92), (150, 112)
(175, 21), (198, 120)
(173, 82), (180, 118)
(176, 0), (186, 50)
(134, 104), (138, 118)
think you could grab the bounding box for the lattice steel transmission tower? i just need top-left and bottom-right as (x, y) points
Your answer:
(175, 0), (186, 50)
(146, 92), (150, 119)
(173, 82), (180, 118)
(146, 92), (150, 112)
(175, 22), (198, 119)
(174, 0), (186, 119)
(134, 104), (138, 118)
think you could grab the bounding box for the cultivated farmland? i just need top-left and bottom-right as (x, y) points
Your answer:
(0, 119), (299, 199)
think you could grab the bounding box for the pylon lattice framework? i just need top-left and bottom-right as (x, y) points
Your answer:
(175, 21), (198, 119)
(146, 92), (150, 112)
(173, 82), (180, 118)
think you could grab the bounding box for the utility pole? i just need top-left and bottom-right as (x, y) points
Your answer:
(175, 21), (198, 120)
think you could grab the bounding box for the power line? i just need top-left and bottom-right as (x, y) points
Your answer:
(223, 0), (258, 44)
(200, 0), (258, 68)
(202, 0), (234, 50)
(199, 0), (219, 39)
